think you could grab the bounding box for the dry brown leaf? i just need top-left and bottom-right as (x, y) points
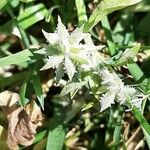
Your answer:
(0, 91), (44, 150)
(0, 91), (19, 107)
(7, 101), (44, 150)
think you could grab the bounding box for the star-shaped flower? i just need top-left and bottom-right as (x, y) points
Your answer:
(36, 16), (102, 81)
(99, 68), (144, 112)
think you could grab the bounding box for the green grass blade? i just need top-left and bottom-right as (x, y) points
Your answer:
(19, 71), (31, 107)
(7, 3), (30, 48)
(34, 130), (48, 144)
(18, 4), (48, 29)
(113, 43), (141, 67)
(0, 0), (7, 9)
(132, 106), (150, 135)
(0, 4), (48, 34)
(127, 61), (145, 82)
(113, 107), (124, 141)
(46, 125), (65, 150)
(19, 81), (28, 107)
(75, 0), (87, 26)
(101, 16), (116, 56)
(83, 0), (142, 32)
(0, 49), (33, 68)
(32, 71), (44, 110)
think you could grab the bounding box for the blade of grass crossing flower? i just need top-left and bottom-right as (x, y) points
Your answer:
(0, 49), (33, 68)
(75, 0), (87, 26)
(112, 43), (141, 67)
(46, 125), (65, 150)
(83, 0), (142, 32)
(32, 71), (44, 110)
(101, 16), (116, 56)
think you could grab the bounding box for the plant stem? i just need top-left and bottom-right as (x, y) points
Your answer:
(7, 1), (30, 48)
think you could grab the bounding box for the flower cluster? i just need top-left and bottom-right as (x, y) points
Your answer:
(100, 68), (144, 112)
(37, 16), (145, 113)
(37, 16), (103, 81)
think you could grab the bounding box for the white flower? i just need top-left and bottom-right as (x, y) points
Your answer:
(100, 91), (115, 112)
(118, 86), (136, 104)
(99, 68), (144, 112)
(100, 69), (124, 93)
(38, 16), (103, 80)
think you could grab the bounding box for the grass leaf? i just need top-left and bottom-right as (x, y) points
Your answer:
(0, 49), (33, 68)
(46, 125), (65, 150)
(60, 82), (85, 99)
(83, 0), (142, 32)
(132, 106), (150, 135)
(113, 43), (141, 66)
(0, 0), (7, 9)
(75, 0), (87, 26)
(32, 71), (44, 110)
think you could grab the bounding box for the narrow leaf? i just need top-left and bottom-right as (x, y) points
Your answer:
(34, 130), (47, 144)
(60, 82), (85, 98)
(32, 71), (44, 110)
(46, 125), (65, 150)
(127, 61), (145, 82)
(113, 43), (141, 66)
(19, 81), (28, 107)
(0, 4), (48, 34)
(132, 106), (150, 135)
(83, 0), (142, 32)
(101, 16), (116, 56)
(75, 0), (87, 26)
(0, 49), (33, 68)
(0, 0), (7, 9)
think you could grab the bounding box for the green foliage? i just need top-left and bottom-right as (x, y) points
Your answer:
(0, 0), (7, 9)
(83, 0), (142, 32)
(46, 125), (65, 150)
(1, 0), (150, 150)
(0, 49), (33, 67)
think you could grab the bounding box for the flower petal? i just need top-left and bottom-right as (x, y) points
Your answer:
(57, 16), (69, 48)
(100, 92), (115, 112)
(70, 28), (87, 45)
(64, 55), (76, 81)
(42, 29), (59, 45)
(40, 55), (64, 71)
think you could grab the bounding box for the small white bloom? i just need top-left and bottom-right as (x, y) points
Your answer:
(99, 68), (144, 112)
(100, 69), (124, 92)
(118, 86), (136, 104)
(40, 16), (103, 80)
